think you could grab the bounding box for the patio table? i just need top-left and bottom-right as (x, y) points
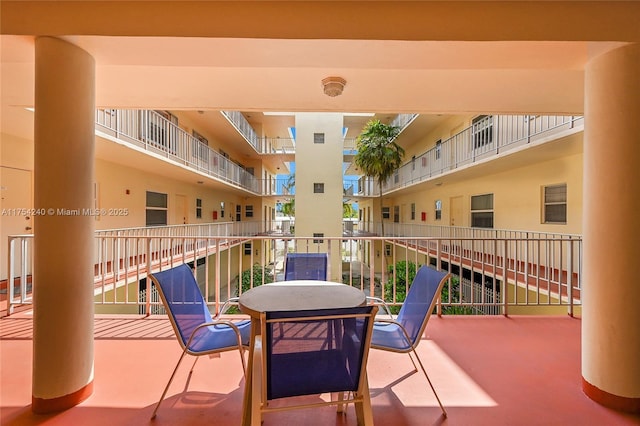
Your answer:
(238, 280), (367, 426)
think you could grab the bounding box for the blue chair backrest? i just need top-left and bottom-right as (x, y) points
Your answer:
(264, 305), (376, 400)
(396, 266), (449, 346)
(284, 253), (328, 281)
(150, 264), (213, 347)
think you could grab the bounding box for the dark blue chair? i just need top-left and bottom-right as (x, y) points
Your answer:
(148, 263), (251, 419)
(251, 305), (378, 425)
(370, 266), (450, 418)
(284, 252), (328, 281)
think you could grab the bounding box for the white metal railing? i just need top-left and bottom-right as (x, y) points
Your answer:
(390, 113), (419, 130)
(95, 109), (262, 194)
(357, 114), (584, 196)
(260, 137), (296, 154)
(95, 110), (582, 199)
(6, 225), (582, 317)
(220, 110), (260, 152)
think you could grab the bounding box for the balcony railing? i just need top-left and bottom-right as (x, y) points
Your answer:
(95, 109), (262, 194)
(6, 223), (581, 317)
(356, 114), (584, 196)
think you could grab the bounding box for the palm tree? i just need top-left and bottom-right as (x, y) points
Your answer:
(353, 119), (404, 237)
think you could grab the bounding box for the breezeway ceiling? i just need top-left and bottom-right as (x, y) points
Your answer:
(1, 1), (638, 145)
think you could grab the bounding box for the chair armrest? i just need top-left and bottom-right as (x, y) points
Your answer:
(185, 318), (244, 350)
(371, 317), (415, 349)
(366, 296), (394, 319)
(216, 297), (240, 318)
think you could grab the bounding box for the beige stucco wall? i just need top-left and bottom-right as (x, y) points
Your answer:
(294, 113), (344, 281)
(94, 158), (248, 230)
(384, 148), (583, 235)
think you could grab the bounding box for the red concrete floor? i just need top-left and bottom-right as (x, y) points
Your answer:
(1, 313), (639, 426)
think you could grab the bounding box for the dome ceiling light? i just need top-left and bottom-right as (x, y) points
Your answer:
(321, 76), (346, 97)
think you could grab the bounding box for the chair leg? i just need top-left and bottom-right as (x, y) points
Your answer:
(189, 356), (199, 375)
(411, 348), (447, 418)
(407, 351), (419, 373)
(354, 376), (374, 426)
(151, 349), (190, 419)
(335, 391), (348, 414)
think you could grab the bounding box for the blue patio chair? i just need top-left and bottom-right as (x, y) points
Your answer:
(148, 263), (251, 419)
(369, 266), (450, 418)
(284, 252), (328, 281)
(250, 305), (378, 425)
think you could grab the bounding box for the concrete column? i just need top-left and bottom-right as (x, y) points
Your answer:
(32, 37), (96, 413)
(582, 42), (640, 413)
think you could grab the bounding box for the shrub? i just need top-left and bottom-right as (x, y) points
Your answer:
(240, 263), (274, 294)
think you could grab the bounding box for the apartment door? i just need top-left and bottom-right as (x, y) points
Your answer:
(450, 195), (463, 227)
(174, 194), (188, 224)
(1, 167), (32, 280)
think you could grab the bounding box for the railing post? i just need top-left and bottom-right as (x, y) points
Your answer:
(145, 237), (152, 317)
(503, 239), (509, 317)
(568, 239), (574, 317)
(7, 238), (15, 315)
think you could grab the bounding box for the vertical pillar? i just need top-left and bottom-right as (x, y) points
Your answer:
(294, 113), (344, 280)
(582, 42), (640, 412)
(32, 37), (96, 413)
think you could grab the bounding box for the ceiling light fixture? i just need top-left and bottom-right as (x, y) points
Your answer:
(321, 76), (346, 97)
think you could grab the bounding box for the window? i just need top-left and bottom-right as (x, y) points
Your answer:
(472, 115), (493, 149)
(471, 193), (494, 228)
(313, 233), (324, 243)
(385, 244), (391, 256)
(244, 243), (252, 255)
(220, 201), (225, 218)
(196, 198), (202, 219)
(411, 203), (416, 220)
(313, 133), (325, 144)
(146, 191), (168, 226)
(382, 207), (390, 219)
(435, 139), (442, 160)
(543, 184), (567, 224)
(393, 205), (400, 223)
(236, 204), (241, 221)
(245, 205), (254, 218)
(313, 183), (324, 193)
(192, 130), (209, 161)
(435, 200), (442, 220)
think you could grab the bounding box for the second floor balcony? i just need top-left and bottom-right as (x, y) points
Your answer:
(95, 109), (583, 198)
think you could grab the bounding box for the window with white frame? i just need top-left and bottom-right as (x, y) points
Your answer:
(382, 207), (390, 219)
(245, 205), (254, 218)
(196, 198), (202, 219)
(146, 191), (168, 226)
(471, 193), (494, 228)
(543, 184), (567, 224)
